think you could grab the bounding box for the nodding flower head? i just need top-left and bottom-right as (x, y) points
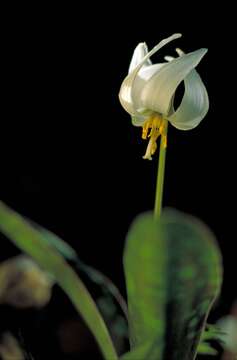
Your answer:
(119, 34), (209, 159)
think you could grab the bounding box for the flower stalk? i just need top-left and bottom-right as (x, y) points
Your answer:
(154, 119), (168, 217)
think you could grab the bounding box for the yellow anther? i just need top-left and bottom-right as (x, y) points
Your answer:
(142, 115), (167, 159)
(153, 117), (162, 129)
(159, 123), (164, 135)
(142, 126), (149, 139)
(142, 118), (153, 139)
(151, 141), (157, 155)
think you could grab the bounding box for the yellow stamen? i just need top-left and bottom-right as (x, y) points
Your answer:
(142, 115), (167, 159)
(142, 118), (153, 139)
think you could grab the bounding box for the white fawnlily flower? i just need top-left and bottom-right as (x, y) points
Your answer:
(119, 34), (209, 160)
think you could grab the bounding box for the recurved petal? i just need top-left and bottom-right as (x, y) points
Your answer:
(128, 43), (151, 74)
(140, 48), (208, 116)
(119, 33), (182, 116)
(168, 69), (209, 130)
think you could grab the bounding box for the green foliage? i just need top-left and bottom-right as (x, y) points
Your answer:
(0, 201), (118, 360)
(0, 200), (224, 360)
(29, 218), (128, 318)
(34, 222), (127, 318)
(196, 324), (225, 356)
(123, 210), (222, 360)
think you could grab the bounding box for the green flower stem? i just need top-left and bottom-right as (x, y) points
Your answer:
(154, 119), (168, 218)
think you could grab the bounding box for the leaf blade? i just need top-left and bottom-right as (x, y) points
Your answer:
(0, 200), (118, 360)
(123, 209), (222, 359)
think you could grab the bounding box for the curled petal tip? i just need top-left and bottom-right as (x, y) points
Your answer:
(174, 33), (182, 38)
(198, 48), (208, 57)
(152, 33), (182, 52)
(191, 48), (208, 62)
(198, 48), (208, 60)
(138, 42), (146, 47)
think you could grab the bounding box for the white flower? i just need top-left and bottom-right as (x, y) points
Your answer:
(119, 34), (209, 159)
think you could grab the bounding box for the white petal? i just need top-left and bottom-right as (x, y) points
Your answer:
(119, 33), (182, 116)
(132, 63), (165, 111)
(140, 48), (207, 116)
(168, 69), (209, 130)
(128, 43), (151, 74)
(138, 63), (165, 81)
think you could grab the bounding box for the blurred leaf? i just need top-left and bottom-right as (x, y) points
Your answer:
(27, 219), (78, 261)
(29, 219), (128, 319)
(97, 296), (128, 340)
(196, 342), (218, 355)
(123, 210), (222, 360)
(120, 340), (156, 360)
(196, 323), (225, 356)
(97, 296), (118, 319)
(111, 316), (128, 338)
(200, 324), (225, 342)
(0, 200), (118, 360)
(121, 325), (223, 360)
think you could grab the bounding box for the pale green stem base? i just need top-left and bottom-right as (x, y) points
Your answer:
(154, 120), (168, 218)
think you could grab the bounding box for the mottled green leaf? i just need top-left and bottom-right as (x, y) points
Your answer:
(0, 201), (118, 360)
(123, 209), (222, 360)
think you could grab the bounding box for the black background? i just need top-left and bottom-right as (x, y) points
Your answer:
(0, 2), (236, 359)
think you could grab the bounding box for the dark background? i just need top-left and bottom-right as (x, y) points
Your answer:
(0, 2), (236, 359)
